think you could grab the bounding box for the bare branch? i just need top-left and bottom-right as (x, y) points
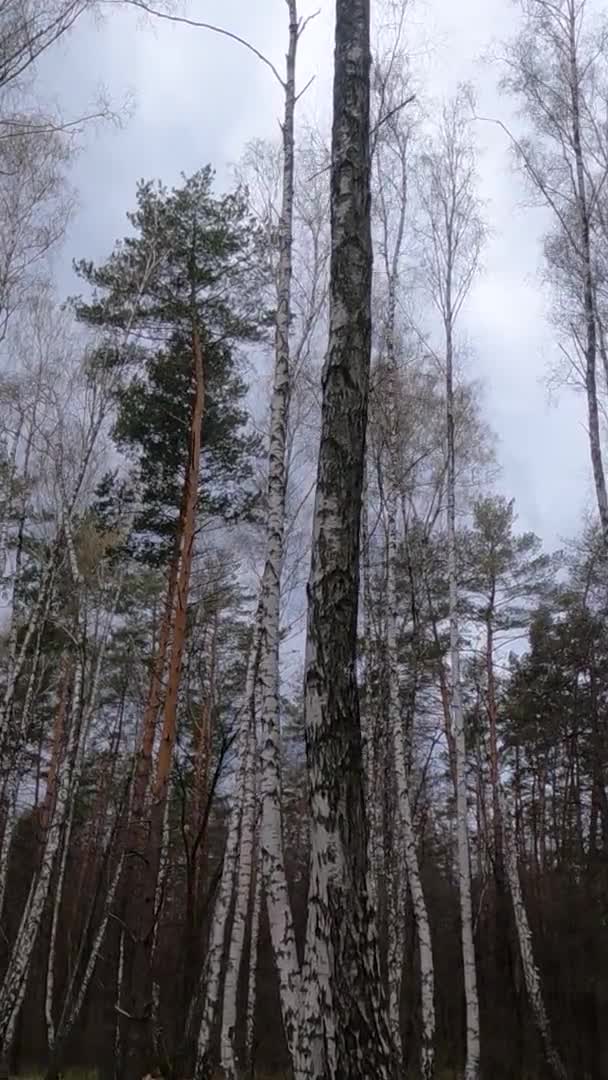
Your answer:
(111, 0), (285, 86)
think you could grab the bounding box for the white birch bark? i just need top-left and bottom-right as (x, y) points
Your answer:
(360, 474), (384, 911)
(0, 654), (85, 1052)
(151, 782), (172, 1059)
(447, 349), (480, 1080)
(45, 794), (74, 1051)
(0, 404), (100, 753)
(245, 820), (262, 1071)
(52, 840), (125, 1059)
(254, 3), (303, 1068)
(386, 492), (436, 1079)
(0, 607), (41, 919)
(45, 565), (124, 1050)
(373, 50), (436, 1071)
(386, 826), (405, 1067)
(114, 928), (126, 1080)
(0, 554), (56, 751)
(497, 786), (567, 1080)
(300, 2), (393, 1076)
(220, 696), (257, 1079)
(193, 623), (261, 1079)
(0, 782), (17, 924)
(417, 93), (484, 1080)
(0, 420), (22, 583)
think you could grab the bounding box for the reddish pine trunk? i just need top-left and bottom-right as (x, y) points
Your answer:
(122, 321), (205, 1079)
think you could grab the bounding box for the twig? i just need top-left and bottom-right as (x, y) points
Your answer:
(371, 93), (417, 138)
(113, 0), (285, 86)
(307, 95), (417, 181)
(295, 74), (316, 104)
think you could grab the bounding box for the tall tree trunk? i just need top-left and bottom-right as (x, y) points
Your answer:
(300, 2), (394, 1075)
(245, 822), (262, 1073)
(45, 578), (122, 1062)
(360, 475), (385, 910)
(565, 3), (608, 541)
(220, 666), (258, 1079)
(255, 4), (302, 1068)
(194, 622), (261, 1080)
(0, 654), (85, 1055)
(446, 311), (480, 1080)
(123, 320), (204, 1078)
(499, 786), (567, 1080)
(386, 493), (435, 1079)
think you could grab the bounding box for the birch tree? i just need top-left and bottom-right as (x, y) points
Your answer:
(499, 0), (608, 542)
(219, 6), (306, 1071)
(252, 4), (313, 1070)
(0, 2), (91, 95)
(417, 88), (485, 1080)
(370, 39), (436, 1074)
(299, 2), (394, 1076)
(464, 496), (566, 1079)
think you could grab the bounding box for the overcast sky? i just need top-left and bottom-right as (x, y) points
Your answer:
(37, 0), (594, 552)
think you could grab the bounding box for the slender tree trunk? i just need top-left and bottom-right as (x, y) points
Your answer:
(248, 6), (306, 1069)
(499, 786), (567, 1080)
(0, 615), (48, 922)
(446, 311), (480, 1080)
(45, 793), (74, 1053)
(245, 822), (262, 1073)
(0, 781), (17, 924)
(360, 475), (385, 909)
(194, 623), (261, 1080)
(386, 493), (435, 1079)
(0, 654), (85, 1054)
(58, 852), (125, 1058)
(0, 553), (56, 753)
(115, 930), (126, 1080)
(385, 819), (405, 1067)
(565, 4), (608, 541)
(220, 671), (258, 1079)
(300, 3), (394, 1075)
(425, 582), (457, 791)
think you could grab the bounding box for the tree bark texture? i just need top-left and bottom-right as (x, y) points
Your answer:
(300, 2), (394, 1076)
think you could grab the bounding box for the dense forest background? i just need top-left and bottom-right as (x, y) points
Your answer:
(0, 2), (607, 1079)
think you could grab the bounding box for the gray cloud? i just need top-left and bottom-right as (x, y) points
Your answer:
(36, 0), (594, 550)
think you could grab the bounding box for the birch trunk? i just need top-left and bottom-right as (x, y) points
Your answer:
(0, 782), (17, 924)
(57, 852), (125, 1053)
(360, 475), (384, 910)
(0, 614), (45, 921)
(0, 553), (56, 753)
(483, 608), (565, 1080)
(300, 2), (394, 1075)
(499, 786), (567, 1080)
(0, 654), (85, 1053)
(255, 5), (303, 1067)
(45, 794), (74, 1052)
(446, 315), (480, 1080)
(47, 800), (127, 1076)
(115, 929), (126, 1080)
(245, 822), (262, 1072)
(386, 493), (435, 1079)
(193, 623), (261, 1079)
(385, 827), (405, 1069)
(220, 690), (257, 1079)
(151, 782), (172, 1063)
(376, 71), (436, 1070)
(566, 6), (608, 542)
